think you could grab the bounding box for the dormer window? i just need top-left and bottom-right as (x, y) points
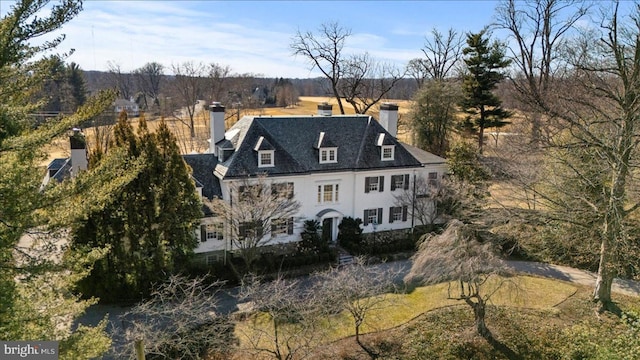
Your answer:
(258, 150), (274, 167)
(320, 147), (337, 164)
(381, 145), (395, 161)
(316, 132), (338, 164)
(254, 136), (275, 168)
(377, 133), (395, 161)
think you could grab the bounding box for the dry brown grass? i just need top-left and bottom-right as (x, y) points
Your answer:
(42, 97), (414, 165)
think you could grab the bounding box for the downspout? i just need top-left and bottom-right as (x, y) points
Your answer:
(411, 171), (417, 234)
(226, 187), (232, 265)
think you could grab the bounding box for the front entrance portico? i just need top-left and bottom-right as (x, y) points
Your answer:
(316, 209), (343, 242)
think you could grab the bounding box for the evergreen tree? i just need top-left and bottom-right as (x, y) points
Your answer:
(0, 1), (135, 357)
(73, 114), (202, 302)
(409, 80), (461, 157)
(459, 30), (512, 153)
(66, 62), (87, 110)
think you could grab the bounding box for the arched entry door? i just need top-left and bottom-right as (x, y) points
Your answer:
(316, 209), (343, 243)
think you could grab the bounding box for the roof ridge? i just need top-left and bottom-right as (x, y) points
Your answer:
(354, 116), (374, 167)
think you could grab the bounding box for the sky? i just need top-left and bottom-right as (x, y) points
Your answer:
(0, 0), (511, 78)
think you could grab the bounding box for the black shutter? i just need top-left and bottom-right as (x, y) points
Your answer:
(363, 210), (370, 225)
(391, 175), (397, 191)
(402, 206), (408, 221)
(200, 225), (207, 242)
(238, 223), (246, 239)
(288, 182), (294, 199)
(377, 208), (383, 225)
(287, 217), (294, 234)
(365, 177), (370, 193)
(256, 221), (264, 238)
(389, 207), (394, 223)
(404, 174), (410, 190)
(271, 219), (277, 233)
(379, 176), (384, 192)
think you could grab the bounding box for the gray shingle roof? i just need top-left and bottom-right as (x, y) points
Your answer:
(399, 142), (447, 165)
(182, 153), (222, 217)
(182, 153), (222, 200)
(48, 158), (72, 183)
(220, 115), (424, 178)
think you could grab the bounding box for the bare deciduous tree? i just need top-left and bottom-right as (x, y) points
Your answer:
(291, 21), (351, 114)
(237, 275), (327, 360)
(495, 0), (590, 144)
(529, 2), (640, 312)
(393, 176), (444, 228)
(170, 61), (206, 140)
(134, 62), (164, 113)
(117, 275), (236, 360)
(421, 28), (464, 81)
(213, 177), (301, 270)
(315, 258), (401, 358)
(405, 220), (513, 340)
(340, 52), (405, 114)
(107, 61), (133, 100)
(207, 62), (232, 103)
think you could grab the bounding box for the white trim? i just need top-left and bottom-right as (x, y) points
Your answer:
(381, 145), (395, 161)
(319, 147), (338, 164)
(258, 150), (275, 167)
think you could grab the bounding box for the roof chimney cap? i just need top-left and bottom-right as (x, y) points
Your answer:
(317, 102), (333, 116)
(210, 102), (225, 112)
(380, 102), (399, 111)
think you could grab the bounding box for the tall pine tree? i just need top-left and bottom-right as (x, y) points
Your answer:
(459, 30), (511, 153)
(73, 113), (202, 302)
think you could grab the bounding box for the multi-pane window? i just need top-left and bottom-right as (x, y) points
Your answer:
(368, 177), (379, 192)
(391, 174), (410, 191)
(271, 217), (294, 236)
(428, 172), (439, 187)
(258, 150), (274, 167)
(317, 184), (339, 203)
(364, 176), (385, 193)
(319, 148), (337, 164)
(200, 223), (224, 242)
(363, 208), (383, 226)
(238, 221), (263, 240)
(381, 145), (395, 161)
(389, 206), (408, 223)
(271, 182), (294, 199)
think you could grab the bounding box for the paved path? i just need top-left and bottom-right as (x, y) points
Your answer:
(507, 260), (640, 297)
(79, 259), (639, 358)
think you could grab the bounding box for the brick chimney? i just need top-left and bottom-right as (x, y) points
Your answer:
(379, 103), (399, 137)
(317, 102), (333, 116)
(209, 102), (226, 154)
(69, 128), (87, 177)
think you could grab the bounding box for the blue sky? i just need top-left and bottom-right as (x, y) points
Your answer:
(1, 0), (506, 77)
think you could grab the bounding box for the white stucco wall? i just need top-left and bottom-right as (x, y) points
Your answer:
(194, 163), (447, 254)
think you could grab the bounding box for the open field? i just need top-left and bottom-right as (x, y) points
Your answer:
(41, 96), (413, 165)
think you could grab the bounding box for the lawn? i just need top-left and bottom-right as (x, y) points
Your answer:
(232, 275), (579, 359)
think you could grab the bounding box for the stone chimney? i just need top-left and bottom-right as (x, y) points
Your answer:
(69, 128), (87, 177)
(209, 102), (226, 154)
(317, 102), (333, 116)
(379, 103), (399, 138)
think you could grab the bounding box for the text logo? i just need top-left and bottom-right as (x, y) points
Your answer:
(1, 341), (58, 359)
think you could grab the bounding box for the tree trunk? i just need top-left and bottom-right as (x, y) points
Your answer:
(593, 241), (614, 311)
(467, 297), (491, 340)
(332, 85), (345, 114)
(530, 112), (542, 147)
